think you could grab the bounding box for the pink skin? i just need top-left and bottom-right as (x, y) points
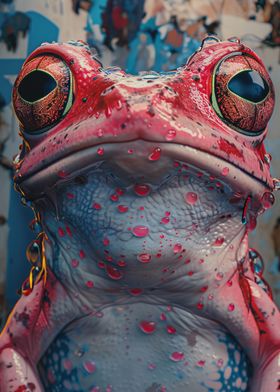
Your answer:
(0, 38), (279, 391)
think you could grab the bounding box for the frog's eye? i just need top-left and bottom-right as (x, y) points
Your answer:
(212, 54), (274, 135)
(13, 55), (73, 133)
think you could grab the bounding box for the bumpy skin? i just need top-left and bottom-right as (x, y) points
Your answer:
(1, 38), (280, 392)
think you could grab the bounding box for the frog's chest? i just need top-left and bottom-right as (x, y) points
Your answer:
(39, 303), (251, 392)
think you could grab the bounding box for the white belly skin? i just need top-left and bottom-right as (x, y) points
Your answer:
(38, 302), (251, 392)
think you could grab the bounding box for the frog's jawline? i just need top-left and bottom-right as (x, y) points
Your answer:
(18, 140), (268, 200)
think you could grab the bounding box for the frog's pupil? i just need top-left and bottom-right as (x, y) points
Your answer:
(228, 70), (269, 103)
(18, 70), (57, 103)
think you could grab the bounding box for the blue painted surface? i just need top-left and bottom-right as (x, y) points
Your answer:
(5, 11), (59, 310)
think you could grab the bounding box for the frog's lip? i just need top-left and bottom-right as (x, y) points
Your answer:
(15, 140), (269, 201)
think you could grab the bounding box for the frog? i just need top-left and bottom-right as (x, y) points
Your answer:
(0, 36), (280, 392)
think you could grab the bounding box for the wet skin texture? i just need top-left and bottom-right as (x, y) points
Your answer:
(0, 37), (280, 391)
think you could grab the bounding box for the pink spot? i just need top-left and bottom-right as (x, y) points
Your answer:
(66, 226), (72, 237)
(129, 288), (143, 296)
(86, 280), (94, 288)
(139, 321), (156, 334)
(222, 167), (229, 176)
(97, 128), (103, 137)
(67, 193), (75, 199)
(185, 192), (198, 205)
(132, 225), (149, 237)
(98, 261), (105, 269)
(47, 369), (56, 384)
(149, 147), (161, 161)
(227, 280), (233, 287)
(170, 352), (185, 362)
(200, 286), (208, 292)
(166, 325), (177, 334)
(184, 259), (191, 264)
(97, 147), (104, 156)
(134, 184), (150, 196)
(173, 243), (183, 254)
(57, 170), (68, 178)
(137, 253), (151, 263)
(197, 360), (205, 367)
(228, 303), (235, 312)
(160, 313), (167, 321)
(148, 363), (157, 370)
(93, 202), (102, 210)
(103, 238), (110, 246)
(165, 129), (176, 141)
(58, 227), (65, 237)
(187, 271), (194, 276)
(106, 265), (123, 280)
(79, 250), (86, 259)
(83, 360), (96, 374)
(128, 149), (133, 154)
(117, 260), (126, 267)
(63, 359), (73, 370)
(71, 259), (79, 268)
(196, 302), (204, 310)
(213, 237), (224, 246)
(110, 194), (119, 202)
(118, 205), (128, 213)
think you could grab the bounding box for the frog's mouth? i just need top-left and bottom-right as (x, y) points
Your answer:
(16, 140), (269, 203)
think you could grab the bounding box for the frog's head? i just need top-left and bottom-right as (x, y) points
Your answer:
(13, 38), (275, 203)
(12, 38), (276, 277)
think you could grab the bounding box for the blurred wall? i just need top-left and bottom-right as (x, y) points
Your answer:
(1, 0), (280, 316)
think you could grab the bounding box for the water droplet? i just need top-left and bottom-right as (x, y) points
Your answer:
(261, 192), (275, 209)
(93, 202), (102, 210)
(58, 227), (65, 237)
(148, 363), (156, 370)
(139, 321), (156, 334)
(57, 170), (68, 178)
(170, 352), (185, 362)
(134, 184), (151, 196)
(185, 192), (198, 205)
(72, 259), (79, 268)
(26, 241), (41, 264)
(149, 147), (161, 161)
(221, 167), (229, 176)
(166, 325), (177, 334)
(173, 243), (183, 254)
(160, 313), (166, 321)
(165, 129), (176, 141)
(83, 360), (96, 374)
(103, 238), (110, 246)
(129, 288), (143, 296)
(228, 303), (235, 312)
(97, 147), (104, 156)
(106, 265), (123, 280)
(213, 237), (224, 246)
(110, 194), (119, 202)
(97, 129), (103, 138)
(137, 253), (152, 263)
(161, 217), (170, 224)
(118, 205), (128, 213)
(215, 272), (224, 281)
(217, 358), (224, 368)
(132, 226), (149, 237)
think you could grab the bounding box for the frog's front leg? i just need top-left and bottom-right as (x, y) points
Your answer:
(0, 268), (81, 392)
(207, 264), (280, 392)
